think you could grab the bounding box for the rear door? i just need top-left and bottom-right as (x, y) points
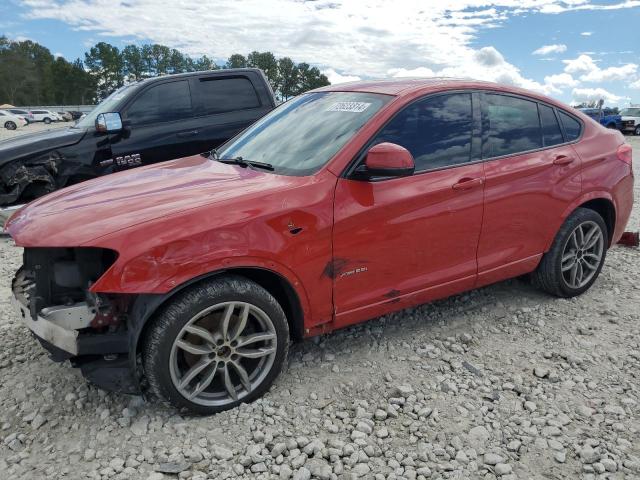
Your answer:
(332, 92), (485, 327)
(476, 93), (582, 287)
(109, 79), (201, 169)
(190, 73), (273, 154)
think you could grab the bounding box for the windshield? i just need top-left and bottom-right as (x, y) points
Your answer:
(217, 91), (392, 175)
(620, 108), (640, 117)
(74, 83), (138, 129)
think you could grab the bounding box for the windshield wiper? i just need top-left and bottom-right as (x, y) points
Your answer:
(217, 156), (274, 171)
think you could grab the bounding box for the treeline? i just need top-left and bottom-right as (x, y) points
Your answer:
(0, 36), (330, 106)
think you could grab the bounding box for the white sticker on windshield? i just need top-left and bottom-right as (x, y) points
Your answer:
(326, 102), (371, 113)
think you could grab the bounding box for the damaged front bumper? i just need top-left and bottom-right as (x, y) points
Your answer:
(1, 204), (24, 233)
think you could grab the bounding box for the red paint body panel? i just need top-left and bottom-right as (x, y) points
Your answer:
(7, 79), (634, 338)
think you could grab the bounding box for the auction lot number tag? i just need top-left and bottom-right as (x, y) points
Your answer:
(326, 102), (371, 113)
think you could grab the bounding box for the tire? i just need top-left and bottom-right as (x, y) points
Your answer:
(43, 117), (51, 124)
(532, 208), (608, 298)
(606, 123), (616, 129)
(142, 275), (289, 414)
(4, 121), (16, 130)
(635, 125), (640, 136)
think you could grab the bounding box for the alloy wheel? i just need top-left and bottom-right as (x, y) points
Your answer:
(560, 220), (604, 289)
(169, 301), (277, 407)
(5, 121), (16, 130)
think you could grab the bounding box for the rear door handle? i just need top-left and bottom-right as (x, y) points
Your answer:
(452, 177), (484, 190)
(553, 155), (574, 166)
(177, 129), (199, 138)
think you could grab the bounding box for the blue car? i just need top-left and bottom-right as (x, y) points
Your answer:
(578, 108), (621, 130)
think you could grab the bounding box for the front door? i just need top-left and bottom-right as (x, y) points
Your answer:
(331, 92), (485, 328)
(109, 79), (202, 170)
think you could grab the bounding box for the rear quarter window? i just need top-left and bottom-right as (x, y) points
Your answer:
(196, 77), (261, 115)
(484, 94), (542, 158)
(558, 111), (582, 141)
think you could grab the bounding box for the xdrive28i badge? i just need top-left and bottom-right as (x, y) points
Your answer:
(100, 154), (142, 168)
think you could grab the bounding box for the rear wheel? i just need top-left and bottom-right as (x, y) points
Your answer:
(532, 208), (607, 297)
(635, 125), (640, 136)
(142, 276), (289, 414)
(4, 121), (16, 130)
(43, 117), (51, 124)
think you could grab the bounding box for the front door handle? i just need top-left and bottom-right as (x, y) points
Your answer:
(553, 155), (574, 166)
(177, 129), (199, 138)
(452, 177), (484, 190)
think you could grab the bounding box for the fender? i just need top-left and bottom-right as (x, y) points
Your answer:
(546, 190), (616, 250)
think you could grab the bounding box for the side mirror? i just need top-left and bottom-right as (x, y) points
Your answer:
(357, 142), (415, 179)
(96, 112), (123, 133)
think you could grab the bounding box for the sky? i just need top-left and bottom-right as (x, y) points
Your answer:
(1, 0), (639, 106)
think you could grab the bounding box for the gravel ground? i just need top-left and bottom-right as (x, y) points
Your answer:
(0, 121), (68, 141)
(0, 136), (638, 480)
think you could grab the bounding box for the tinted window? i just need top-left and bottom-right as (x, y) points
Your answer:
(539, 104), (564, 147)
(127, 80), (192, 125)
(198, 77), (260, 115)
(372, 93), (473, 172)
(33, 110), (47, 114)
(558, 111), (581, 141)
(485, 94), (542, 157)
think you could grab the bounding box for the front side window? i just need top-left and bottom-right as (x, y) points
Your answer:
(370, 93), (473, 172)
(558, 111), (581, 141)
(197, 77), (260, 115)
(484, 94), (542, 158)
(620, 108), (640, 117)
(218, 92), (391, 176)
(539, 104), (564, 147)
(126, 80), (193, 125)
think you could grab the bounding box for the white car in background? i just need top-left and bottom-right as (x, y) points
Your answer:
(29, 109), (61, 124)
(620, 107), (640, 135)
(0, 110), (28, 130)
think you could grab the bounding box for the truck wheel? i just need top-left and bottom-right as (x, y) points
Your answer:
(635, 125), (640, 136)
(43, 117), (51, 124)
(532, 208), (607, 298)
(605, 123), (616, 129)
(142, 275), (289, 414)
(4, 121), (16, 130)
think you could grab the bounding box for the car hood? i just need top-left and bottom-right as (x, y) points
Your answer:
(0, 127), (86, 167)
(7, 155), (308, 246)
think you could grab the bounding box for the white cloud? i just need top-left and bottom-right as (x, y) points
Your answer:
(388, 67), (436, 78)
(630, 79), (640, 89)
(323, 69), (361, 84)
(563, 54), (637, 83)
(532, 44), (567, 55)
(544, 73), (579, 88)
(19, 0), (640, 102)
(53, 52), (64, 58)
(580, 31), (593, 36)
(572, 87), (621, 104)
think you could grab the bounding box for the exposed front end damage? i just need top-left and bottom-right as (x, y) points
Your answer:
(11, 247), (141, 393)
(0, 154), (60, 206)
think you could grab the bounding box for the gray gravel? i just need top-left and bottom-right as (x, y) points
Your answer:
(0, 136), (638, 479)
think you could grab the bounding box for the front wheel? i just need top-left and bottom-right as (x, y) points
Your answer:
(43, 117), (51, 124)
(635, 125), (640, 136)
(532, 208), (607, 297)
(142, 276), (289, 414)
(4, 121), (16, 130)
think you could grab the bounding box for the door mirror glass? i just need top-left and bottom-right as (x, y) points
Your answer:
(361, 142), (415, 178)
(96, 112), (123, 133)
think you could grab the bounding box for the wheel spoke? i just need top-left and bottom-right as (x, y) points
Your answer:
(184, 325), (216, 345)
(188, 362), (219, 399)
(582, 256), (599, 270)
(176, 339), (214, 355)
(223, 364), (238, 401)
(562, 259), (576, 272)
(229, 360), (251, 393)
(576, 262), (584, 285)
(229, 304), (250, 341)
(220, 303), (235, 341)
(575, 225), (584, 247)
(237, 332), (276, 347)
(584, 232), (601, 250)
(562, 251), (575, 263)
(582, 225), (597, 248)
(179, 356), (215, 389)
(569, 231), (579, 250)
(236, 346), (276, 359)
(569, 262), (579, 287)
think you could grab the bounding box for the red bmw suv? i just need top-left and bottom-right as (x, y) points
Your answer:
(7, 79), (634, 414)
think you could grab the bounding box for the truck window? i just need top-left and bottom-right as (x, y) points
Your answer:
(126, 80), (193, 125)
(197, 77), (260, 115)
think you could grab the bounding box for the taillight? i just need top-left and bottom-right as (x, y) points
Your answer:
(617, 144), (633, 170)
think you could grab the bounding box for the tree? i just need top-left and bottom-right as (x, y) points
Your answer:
(276, 57), (298, 101)
(247, 51), (278, 86)
(85, 42), (125, 99)
(294, 62), (330, 95)
(194, 55), (218, 71)
(226, 54), (247, 69)
(122, 45), (146, 81)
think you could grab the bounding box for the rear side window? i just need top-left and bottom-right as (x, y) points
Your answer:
(539, 104), (564, 147)
(33, 110), (47, 114)
(372, 93), (473, 172)
(197, 77), (260, 115)
(127, 80), (193, 125)
(558, 111), (581, 141)
(484, 94), (542, 158)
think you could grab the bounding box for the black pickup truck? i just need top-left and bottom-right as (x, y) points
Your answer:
(0, 68), (276, 216)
